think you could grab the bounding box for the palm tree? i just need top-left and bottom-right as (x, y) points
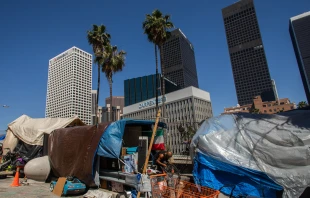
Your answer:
(87, 25), (110, 124)
(297, 101), (308, 109)
(142, 9), (174, 118)
(101, 43), (126, 121)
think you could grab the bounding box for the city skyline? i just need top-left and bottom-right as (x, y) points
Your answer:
(0, 0), (309, 129)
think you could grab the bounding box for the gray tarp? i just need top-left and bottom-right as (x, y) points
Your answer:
(191, 110), (310, 198)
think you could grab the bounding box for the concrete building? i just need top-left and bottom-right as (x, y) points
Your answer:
(124, 74), (181, 107)
(223, 96), (295, 114)
(45, 47), (92, 125)
(102, 96), (124, 122)
(123, 86), (213, 155)
(222, 0), (275, 105)
(162, 28), (199, 88)
(289, 11), (310, 104)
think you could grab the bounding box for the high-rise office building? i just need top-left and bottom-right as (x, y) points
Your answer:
(289, 11), (310, 104)
(162, 28), (199, 88)
(124, 74), (180, 106)
(102, 96), (125, 122)
(45, 47), (92, 125)
(222, 0), (275, 105)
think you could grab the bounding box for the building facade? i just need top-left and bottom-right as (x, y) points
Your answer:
(289, 12), (310, 104)
(124, 74), (180, 107)
(222, 0), (275, 105)
(223, 96), (295, 114)
(102, 96), (124, 122)
(45, 47), (92, 125)
(162, 28), (199, 88)
(123, 86), (213, 155)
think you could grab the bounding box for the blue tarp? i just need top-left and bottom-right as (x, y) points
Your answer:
(193, 152), (282, 198)
(0, 134), (5, 140)
(97, 119), (166, 159)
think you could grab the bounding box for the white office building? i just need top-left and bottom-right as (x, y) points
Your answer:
(123, 86), (213, 154)
(45, 46), (92, 125)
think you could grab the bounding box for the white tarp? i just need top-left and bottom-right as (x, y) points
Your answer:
(3, 114), (84, 148)
(191, 110), (310, 198)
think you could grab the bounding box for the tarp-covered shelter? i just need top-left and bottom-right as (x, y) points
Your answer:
(191, 110), (310, 198)
(48, 119), (166, 186)
(2, 114), (85, 157)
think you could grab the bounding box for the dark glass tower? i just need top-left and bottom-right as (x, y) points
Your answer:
(289, 12), (310, 104)
(162, 28), (199, 88)
(124, 74), (180, 106)
(222, 0), (275, 105)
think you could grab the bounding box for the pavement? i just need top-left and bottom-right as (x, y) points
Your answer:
(0, 176), (229, 198)
(0, 176), (81, 198)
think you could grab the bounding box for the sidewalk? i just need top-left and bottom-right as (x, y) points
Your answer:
(0, 176), (80, 198)
(0, 176), (228, 198)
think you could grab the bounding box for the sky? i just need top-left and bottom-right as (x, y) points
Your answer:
(0, 0), (309, 130)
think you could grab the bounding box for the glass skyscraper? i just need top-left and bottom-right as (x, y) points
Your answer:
(289, 12), (310, 104)
(222, 0), (275, 105)
(124, 74), (180, 106)
(162, 28), (199, 88)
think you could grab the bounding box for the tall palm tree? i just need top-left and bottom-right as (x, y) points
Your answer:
(142, 9), (174, 118)
(101, 44), (126, 121)
(87, 24), (110, 124)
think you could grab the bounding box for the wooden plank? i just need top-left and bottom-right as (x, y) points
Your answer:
(52, 177), (66, 197)
(137, 109), (161, 198)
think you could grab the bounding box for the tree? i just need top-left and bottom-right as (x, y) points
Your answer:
(142, 9), (174, 118)
(178, 124), (196, 155)
(87, 25), (111, 124)
(249, 108), (260, 114)
(297, 101), (308, 109)
(101, 44), (126, 121)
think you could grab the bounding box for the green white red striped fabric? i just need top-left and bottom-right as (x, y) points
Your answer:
(152, 129), (165, 150)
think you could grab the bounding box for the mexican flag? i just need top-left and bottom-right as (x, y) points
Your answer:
(152, 129), (165, 150)
(145, 129), (165, 150)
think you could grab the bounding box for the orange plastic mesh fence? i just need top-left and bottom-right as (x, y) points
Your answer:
(150, 175), (219, 198)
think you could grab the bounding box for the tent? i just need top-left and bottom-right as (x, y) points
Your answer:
(191, 110), (310, 198)
(48, 119), (166, 186)
(2, 114), (85, 156)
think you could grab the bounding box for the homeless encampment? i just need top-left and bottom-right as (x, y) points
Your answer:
(2, 114), (84, 159)
(48, 119), (166, 187)
(191, 110), (310, 198)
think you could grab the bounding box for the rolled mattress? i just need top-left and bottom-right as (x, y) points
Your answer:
(24, 156), (51, 182)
